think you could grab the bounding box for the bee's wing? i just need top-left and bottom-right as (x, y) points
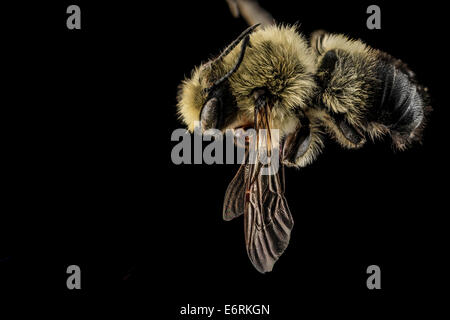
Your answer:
(244, 101), (294, 273)
(223, 161), (248, 221)
(244, 160), (293, 273)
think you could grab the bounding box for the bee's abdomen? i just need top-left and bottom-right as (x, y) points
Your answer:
(372, 52), (429, 147)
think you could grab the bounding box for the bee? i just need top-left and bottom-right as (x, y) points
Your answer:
(177, 24), (430, 273)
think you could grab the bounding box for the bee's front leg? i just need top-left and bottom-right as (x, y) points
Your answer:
(282, 116), (312, 167)
(281, 107), (326, 168)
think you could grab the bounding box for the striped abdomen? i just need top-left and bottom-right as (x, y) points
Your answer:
(372, 52), (430, 148)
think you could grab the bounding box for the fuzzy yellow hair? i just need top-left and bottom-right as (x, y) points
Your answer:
(177, 24), (318, 135)
(316, 34), (378, 123)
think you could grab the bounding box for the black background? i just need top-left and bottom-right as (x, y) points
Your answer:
(1, 0), (448, 316)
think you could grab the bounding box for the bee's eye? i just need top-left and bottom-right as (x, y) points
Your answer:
(200, 97), (222, 130)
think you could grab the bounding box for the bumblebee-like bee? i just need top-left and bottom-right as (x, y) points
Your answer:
(177, 24), (430, 273)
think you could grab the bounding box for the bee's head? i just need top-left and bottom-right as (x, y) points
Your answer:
(177, 25), (259, 132)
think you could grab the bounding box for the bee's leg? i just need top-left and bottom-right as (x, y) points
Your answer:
(310, 30), (329, 55)
(282, 116), (312, 167)
(310, 106), (366, 149)
(328, 113), (366, 147)
(281, 108), (326, 168)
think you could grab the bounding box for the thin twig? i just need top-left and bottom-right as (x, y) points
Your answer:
(226, 0), (274, 26)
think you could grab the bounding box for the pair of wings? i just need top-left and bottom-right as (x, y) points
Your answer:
(222, 103), (294, 273)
